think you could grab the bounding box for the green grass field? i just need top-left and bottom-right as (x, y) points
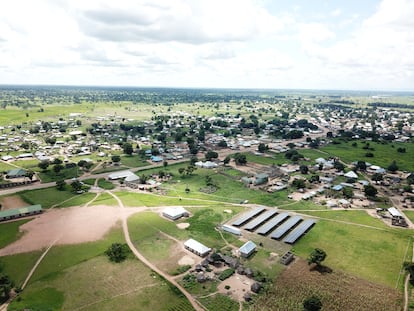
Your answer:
(90, 192), (118, 206)
(292, 215), (411, 288)
(0, 251), (43, 287)
(97, 178), (115, 190)
(120, 155), (149, 168)
(321, 140), (414, 171)
(18, 187), (79, 208)
(0, 219), (31, 249)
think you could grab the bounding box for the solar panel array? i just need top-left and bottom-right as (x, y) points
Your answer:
(232, 206), (266, 226)
(244, 210), (278, 231)
(270, 216), (302, 239)
(230, 206), (316, 244)
(283, 219), (316, 244)
(256, 212), (289, 235)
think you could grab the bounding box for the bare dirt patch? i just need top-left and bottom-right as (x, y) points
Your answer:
(217, 274), (253, 301)
(0, 205), (143, 256)
(251, 259), (402, 311)
(178, 255), (195, 266)
(177, 222), (190, 229)
(0, 196), (28, 210)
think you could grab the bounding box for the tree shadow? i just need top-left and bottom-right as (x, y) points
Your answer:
(310, 264), (333, 274)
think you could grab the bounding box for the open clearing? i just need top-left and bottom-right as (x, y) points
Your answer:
(0, 205), (143, 256)
(251, 259), (402, 311)
(0, 195), (28, 210)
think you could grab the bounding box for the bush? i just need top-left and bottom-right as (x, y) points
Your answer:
(105, 243), (131, 263)
(218, 268), (235, 281)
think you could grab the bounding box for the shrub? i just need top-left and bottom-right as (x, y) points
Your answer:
(218, 268), (235, 281)
(105, 243), (131, 263)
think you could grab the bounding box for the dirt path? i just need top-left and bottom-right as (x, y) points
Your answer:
(107, 191), (205, 311)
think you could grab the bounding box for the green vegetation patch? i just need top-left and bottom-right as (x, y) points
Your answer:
(9, 287), (64, 311)
(120, 155), (149, 168)
(198, 294), (239, 311)
(97, 178), (115, 190)
(292, 218), (410, 288)
(56, 192), (97, 208)
(0, 251), (42, 287)
(321, 140), (414, 171)
(0, 219), (31, 249)
(18, 187), (79, 208)
(90, 192), (118, 206)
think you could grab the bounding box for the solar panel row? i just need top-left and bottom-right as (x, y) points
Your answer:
(231, 206), (266, 226)
(244, 210), (278, 231)
(283, 219), (316, 244)
(270, 215), (302, 239)
(256, 212), (289, 235)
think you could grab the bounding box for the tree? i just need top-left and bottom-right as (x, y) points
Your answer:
(388, 160), (399, 172)
(24, 170), (35, 181)
(234, 153), (247, 165)
(56, 180), (66, 191)
(333, 161), (345, 172)
(71, 180), (83, 193)
(218, 140), (227, 148)
(0, 273), (13, 303)
(52, 158), (63, 165)
(371, 173), (383, 183)
(292, 179), (306, 189)
(300, 165), (309, 175)
(178, 167), (186, 176)
(355, 160), (367, 171)
(364, 184), (378, 197)
(38, 161), (49, 171)
(342, 187), (354, 199)
(257, 143), (267, 153)
(223, 156), (231, 166)
(53, 164), (64, 174)
(163, 161), (168, 168)
(303, 295), (322, 311)
(307, 248), (327, 267)
(205, 150), (218, 161)
(123, 142), (133, 155)
(105, 243), (131, 263)
(111, 155), (121, 163)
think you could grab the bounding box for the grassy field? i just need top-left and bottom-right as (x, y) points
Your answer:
(0, 251), (43, 287)
(292, 216), (411, 288)
(321, 140), (414, 171)
(56, 192), (97, 208)
(120, 155), (149, 168)
(7, 224), (193, 311)
(38, 167), (80, 183)
(0, 161), (17, 172)
(97, 178), (115, 190)
(90, 192), (118, 206)
(18, 187), (79, 208)
(0, 219), (31, 248)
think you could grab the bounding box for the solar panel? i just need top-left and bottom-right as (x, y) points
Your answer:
(270, 216), (302, 239)
(283, 219), (316, 244)
(231, 206), (266, 226)
(256, 213), (289, 235)
(244, 210), (278, 231)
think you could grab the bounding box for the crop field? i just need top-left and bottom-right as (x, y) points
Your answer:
(321, 140), (414, 171)
(250, 259), (402, 311)
(198, 294), (239, 311)
(292, 216), (411, 288)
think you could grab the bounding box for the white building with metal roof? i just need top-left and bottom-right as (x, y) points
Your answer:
(239, 241), (257, 258)
(184, 239), (211, 257)
(162, 207), (189, 220)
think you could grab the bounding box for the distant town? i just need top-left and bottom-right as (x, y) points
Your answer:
(0, 86), (413, 311)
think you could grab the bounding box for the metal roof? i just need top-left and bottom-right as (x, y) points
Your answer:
(244, 209), (278, 231)
(162, 207), (188, 218)
(283, 219), (316, 244)
(270, 215), (302, 240)
(184, 239), (211, 255)
(222, 224), (241, 235)
(231, 206), (266, 227)
(388, 207), (403, 218)
(107, 170), (135, 180)
(0, 204), (42, 219)
(256, 213), (289, 235)
(239, 240), (257, 255)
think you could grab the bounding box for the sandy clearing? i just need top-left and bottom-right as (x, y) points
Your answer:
(178, 255), (195, 265)
(0, 205), (144, 256)
(217, 273), (254, 301)
(0, 196), (28, 210)
(177, 223), (190, 229)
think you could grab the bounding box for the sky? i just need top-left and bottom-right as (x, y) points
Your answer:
(0, 0), (413, 90)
